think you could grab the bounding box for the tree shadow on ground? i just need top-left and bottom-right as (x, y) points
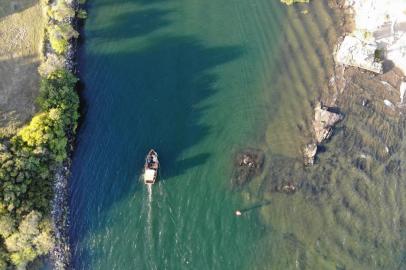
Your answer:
(0, 0), (38, 20)
(0, 54), (40, 128)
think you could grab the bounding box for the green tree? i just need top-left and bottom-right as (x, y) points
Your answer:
(4, 211), (54, 269)
(49, 0), (75, 22)
(48, 23), (79, 54)
(0, 214), (15, 238)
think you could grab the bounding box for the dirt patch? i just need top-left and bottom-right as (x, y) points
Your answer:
(0, 0), (43, 131)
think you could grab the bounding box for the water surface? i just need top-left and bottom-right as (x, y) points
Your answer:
(69, 0), (406, 269)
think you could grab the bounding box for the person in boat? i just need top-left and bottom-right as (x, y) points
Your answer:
(148, 155), (155, 166)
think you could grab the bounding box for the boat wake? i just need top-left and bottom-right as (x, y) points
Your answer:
(147, 184), (152, 204)
(144, 184), (156, 269)
(145, 184), (153, 237)
(146, 184), (153, 243)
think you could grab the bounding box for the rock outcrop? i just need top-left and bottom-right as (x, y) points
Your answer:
(335, 35), (383, 74)
(303, 143), (317, 166)
(303, 102), (343, 166)
(336, 0), (406, 75)
(313, 102), (343, 144)
(231, 149), (264, 188)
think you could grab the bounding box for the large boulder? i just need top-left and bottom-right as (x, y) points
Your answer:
(303, 143), (317, 166)
(335, 35), (383, 74)
(313, 102), (343, 143)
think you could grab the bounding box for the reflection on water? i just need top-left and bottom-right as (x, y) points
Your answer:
(242, 1), (406, 269)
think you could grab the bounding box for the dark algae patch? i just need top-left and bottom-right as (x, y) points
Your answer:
(231, 149), (264, 189)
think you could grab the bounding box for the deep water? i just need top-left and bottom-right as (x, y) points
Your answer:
(69, 0), (406, 269)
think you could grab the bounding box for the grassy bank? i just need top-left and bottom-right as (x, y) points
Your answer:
(0, 0), (44, 132)
(0, 0), (85, 269)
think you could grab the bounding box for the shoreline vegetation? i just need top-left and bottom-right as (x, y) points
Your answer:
(0, 0), (86, 269)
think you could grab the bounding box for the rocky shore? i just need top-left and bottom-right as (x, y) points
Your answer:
(336, 0), (406, 102)
(50, 1), (82, 269)
(302, 0), (406, 166)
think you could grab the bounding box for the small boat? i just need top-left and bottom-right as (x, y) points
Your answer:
(144, 149), (159, 185)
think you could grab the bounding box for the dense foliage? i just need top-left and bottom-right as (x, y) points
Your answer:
(0, 0), (85, 268)
(48, 23), (79, 54)
(0, 70), (79, 269)
(46, 0), (79, 54)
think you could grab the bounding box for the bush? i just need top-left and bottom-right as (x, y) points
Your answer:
(38, 70), (79, 112)
(0, 215), (15, 238)
(48, 23), (79, 54)
(5, 212), (53, 269)
(374, 49), (385, 62)
(77, 9), (88, 19)
(38, 53), (66, 77)
(49, 0), (75, 22)
(0, 69), (79, 268)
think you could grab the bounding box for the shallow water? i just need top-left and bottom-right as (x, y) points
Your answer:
(69, 0), (406, 269)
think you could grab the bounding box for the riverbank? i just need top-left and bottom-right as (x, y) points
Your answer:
(0, 0), (85, 269)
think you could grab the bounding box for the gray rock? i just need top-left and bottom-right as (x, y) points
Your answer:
(303, 143), (317, 166)
(335, 35), (383, 74)
(313, 102), (343, 143)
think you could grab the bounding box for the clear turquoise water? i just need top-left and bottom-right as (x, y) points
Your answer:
(70, 0), (283, 269)
(69, 0), (406, 269)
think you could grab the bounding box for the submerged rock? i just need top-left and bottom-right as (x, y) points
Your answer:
(231, 149), (264, 188)
(303, 143), (317, 166)
(313, 102), (343, 143)
(281, 182), (297, 193)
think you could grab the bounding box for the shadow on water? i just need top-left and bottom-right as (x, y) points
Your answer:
(239, 200), (272, 214)
(88, 8), (173, 41)
(69, 1), (243, 268)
